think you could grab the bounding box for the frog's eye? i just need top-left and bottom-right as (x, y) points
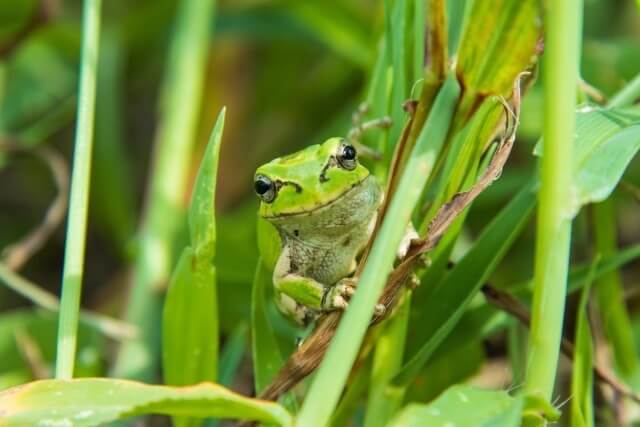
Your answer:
(337, 143), (357, 170)
(254, 174), (276, 203)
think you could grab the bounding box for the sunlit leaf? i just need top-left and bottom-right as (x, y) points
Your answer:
(0, 379), (292, 426)
(456, 0), (540, 97)
(390, 385), (522, 427)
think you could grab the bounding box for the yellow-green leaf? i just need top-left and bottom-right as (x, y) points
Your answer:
(0, 378), (292, 427)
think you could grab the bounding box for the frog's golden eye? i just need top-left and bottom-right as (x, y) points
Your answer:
(337, 143), (357, 170)
(254, 174), (276, 203)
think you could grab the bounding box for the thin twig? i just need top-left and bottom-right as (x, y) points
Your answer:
(481, 284), (640, 405)
(14, 328), (49, 379)
(0, 139), (69, 271)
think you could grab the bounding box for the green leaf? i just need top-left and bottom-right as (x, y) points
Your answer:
(251, 259), (285, 394)
(0, 378), (292, 427)
(456, 0), (540, 97)
(217, 323), (247, 388)
(389, 385), (522, 427)
(593, 200), (637, 378)
(535, 106), (640, 217)
(573, 123), (640, 212)
(570, 262), (596, 427)
(189, 108), (226, 261)
(163, 110), (225, 427)
(163, 248), (217, 386)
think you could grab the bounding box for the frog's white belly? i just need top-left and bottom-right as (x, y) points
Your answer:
(272, 175), (382, 286)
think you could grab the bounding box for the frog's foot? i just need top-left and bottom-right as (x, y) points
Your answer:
(407, 272), (421, 290)
(323, 278), (357, 311)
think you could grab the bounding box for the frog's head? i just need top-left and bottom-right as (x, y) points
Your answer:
(254, 137), (371, 218)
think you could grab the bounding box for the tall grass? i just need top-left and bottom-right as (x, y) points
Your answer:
(112, 0), (217, 380)
(55, 0), (102, 380)
(524, 0), (582, 402)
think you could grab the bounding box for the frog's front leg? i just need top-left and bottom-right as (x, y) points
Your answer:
(273, 270), (354, 312)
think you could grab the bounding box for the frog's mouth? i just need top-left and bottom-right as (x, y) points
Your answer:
(261, 174), (372, 220)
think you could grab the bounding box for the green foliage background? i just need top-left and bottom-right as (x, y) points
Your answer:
(0, 0), (640, 426)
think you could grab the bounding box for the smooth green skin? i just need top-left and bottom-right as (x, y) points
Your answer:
(256, 138), (383, 325)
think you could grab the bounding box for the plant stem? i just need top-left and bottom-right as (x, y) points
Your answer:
(297, 76), (460, 427)
(524, 0), (582, 403)
(608, 72), (640, 107)
(112, 0), (216, 380)
(54, 0), (102, 380)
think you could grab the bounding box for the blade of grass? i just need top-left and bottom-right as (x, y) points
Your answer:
(218, 323), (247, 388)
(297, 75), (460, 427)
(162, 109), (224, 427)
(524, 0), (582, 410)
(55, 0), (102, 380)
(592, 200), (637, 378)
(363, 294), (410, 427)
(251, 259), (285, 394)
(608, 72), (640, 108)
(570, 260), (596, 427)
(113, 0), (217, 380)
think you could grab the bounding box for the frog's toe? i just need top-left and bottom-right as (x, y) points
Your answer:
(332, 295), (349, 310)
(337, 283), (355, 297)
(374, 304), (386, 317)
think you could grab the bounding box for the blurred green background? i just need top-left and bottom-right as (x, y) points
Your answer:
(1, 0), (639, 417)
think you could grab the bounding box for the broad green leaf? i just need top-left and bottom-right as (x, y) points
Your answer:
(573, 124), (640, 211)
(456, 0), (540, 97)
(535, 106), (640, 217)
(0, 378), (292, 427)
(570, 264), (596, 427)
(251, 259), (284, 393)
(390, 385), (522, 427)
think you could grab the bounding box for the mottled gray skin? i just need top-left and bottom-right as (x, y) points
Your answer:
(269, 175), (382, 325)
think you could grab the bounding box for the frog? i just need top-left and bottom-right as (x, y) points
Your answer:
(254, 137), (385, 326)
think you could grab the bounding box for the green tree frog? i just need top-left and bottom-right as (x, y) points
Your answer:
(254, 137), (383, 326)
